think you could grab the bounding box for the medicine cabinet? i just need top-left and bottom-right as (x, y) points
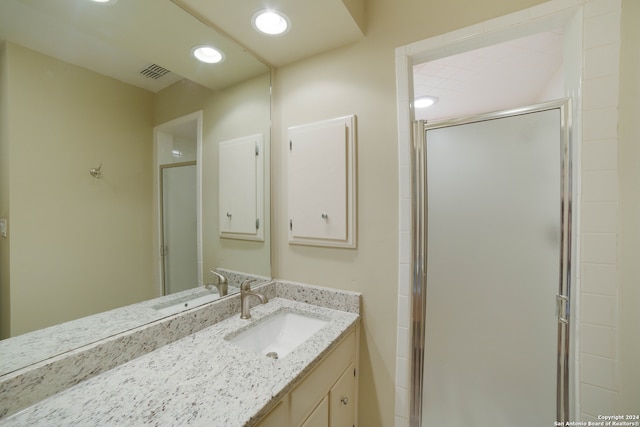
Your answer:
(287, 115), (356, 248)
(218, 133), (265, 241)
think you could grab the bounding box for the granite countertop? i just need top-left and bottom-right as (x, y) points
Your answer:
(0, 268), (266, 378)
(1, 297), (359, 426)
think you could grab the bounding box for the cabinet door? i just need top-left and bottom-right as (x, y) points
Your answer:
(290, 331), (355, 426)
(256, 399), (288, 427)
(301, 395), (329, 427)
(218, 134), (264, 241)
(329, 363), (355, 426)
(287, 115), (356, 248)
(288, 122), (347, 241)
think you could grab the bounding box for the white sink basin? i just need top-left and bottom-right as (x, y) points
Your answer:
(153, 290), (220, 316)
(227, 310), (329, 359)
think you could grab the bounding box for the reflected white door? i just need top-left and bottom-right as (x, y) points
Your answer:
(162, 164), (197, 295)
(422, 109), (562, 426)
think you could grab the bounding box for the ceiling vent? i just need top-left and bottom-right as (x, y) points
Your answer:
(139, 64), (171, 79)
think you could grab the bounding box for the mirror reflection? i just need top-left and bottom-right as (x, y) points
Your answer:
(0, 0), (271, 350)
(161, 161), (198, 295)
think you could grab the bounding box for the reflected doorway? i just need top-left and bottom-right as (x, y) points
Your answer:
(154, 111), (203, 296)
(161, 162), (197, 295)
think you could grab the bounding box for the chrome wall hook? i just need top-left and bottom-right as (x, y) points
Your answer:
(89, 164), (102, 179)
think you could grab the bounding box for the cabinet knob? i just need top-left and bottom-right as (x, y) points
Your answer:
(340, 396), (349, 405)
(321, 213), (328, 219)
(226, 212), (232, 218)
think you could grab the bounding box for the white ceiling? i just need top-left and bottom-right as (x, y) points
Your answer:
(174, 0), (366, 67)
(0, 0), (269, 92)
(0, 0), (365, 93)
(413, 29), (564, 122)
(1, 0), (562, 109)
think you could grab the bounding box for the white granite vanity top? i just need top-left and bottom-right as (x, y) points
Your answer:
(1, 296), (359, 426)
(0, 287), (218, 376)
(0, 268), (264, 377)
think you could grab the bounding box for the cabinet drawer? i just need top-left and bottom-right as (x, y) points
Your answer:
(290, 330), (356, 426)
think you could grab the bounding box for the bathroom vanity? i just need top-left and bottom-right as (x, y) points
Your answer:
(256, 327), (357, 426)
(0, 281), (360, 426)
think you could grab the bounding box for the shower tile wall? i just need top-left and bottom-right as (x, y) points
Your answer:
(394, 0), (622, 425)
(579, 0), (622, 421)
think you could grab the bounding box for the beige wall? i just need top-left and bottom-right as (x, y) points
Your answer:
(0, 45), (270, 337)
(0, 43), (156, 337)
(271, 0), (549, 424)
(154, 72), (271, 283)
(618, 0), (640, 413)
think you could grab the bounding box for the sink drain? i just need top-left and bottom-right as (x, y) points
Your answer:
(266, 352), (279, 360)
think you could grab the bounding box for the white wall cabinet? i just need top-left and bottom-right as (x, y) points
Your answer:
(218, 134), (264, 241)
(288, 116), (356, 248)
(257, 326), (359, 427)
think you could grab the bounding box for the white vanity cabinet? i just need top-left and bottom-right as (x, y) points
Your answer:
(255, 400), (289, 427)
(300, 396), (328, 427)
(328, 362), (356, 426)
(257, 326), (358, 427)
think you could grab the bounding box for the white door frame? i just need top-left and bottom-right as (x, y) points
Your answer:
(394, 3), (584, 424)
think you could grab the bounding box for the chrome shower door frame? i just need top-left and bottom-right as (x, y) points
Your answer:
(409, 99), (573, 426)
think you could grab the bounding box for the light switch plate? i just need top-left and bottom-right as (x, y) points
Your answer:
(0, 219), (6, 238)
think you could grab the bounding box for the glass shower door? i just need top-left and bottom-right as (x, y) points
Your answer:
(161, 163), (198, 295)
(416, 105), (570, 426)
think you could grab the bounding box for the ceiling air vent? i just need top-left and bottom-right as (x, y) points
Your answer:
(139, 64), (171, 80)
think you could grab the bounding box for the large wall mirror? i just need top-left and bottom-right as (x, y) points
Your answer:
(0, 0), (271, 369)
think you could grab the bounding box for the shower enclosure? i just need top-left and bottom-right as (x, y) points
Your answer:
(410, 100), (572, 426)
(160, 162), (198, 295)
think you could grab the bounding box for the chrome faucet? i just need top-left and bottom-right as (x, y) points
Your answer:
(205, 270), (228, 297)
(240, 279), (268, 319)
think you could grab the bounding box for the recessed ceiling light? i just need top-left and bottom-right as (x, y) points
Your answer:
(192, 45), (224, 64)
(252, 9), (290, 36)
(415, 96), (439, 109)
(90, 0), (117, 4)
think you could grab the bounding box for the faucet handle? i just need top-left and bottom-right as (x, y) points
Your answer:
(241, 278), (257, 291)
(210, 270), (227, 283)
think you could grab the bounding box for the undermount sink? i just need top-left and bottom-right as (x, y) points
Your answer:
(152, 289), (220, 316)
(226, 310), (329, 359)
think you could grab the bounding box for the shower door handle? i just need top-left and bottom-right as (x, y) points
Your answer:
(556, 294), (568, 324)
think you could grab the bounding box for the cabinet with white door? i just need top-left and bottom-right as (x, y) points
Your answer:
(218, 133), (264, 241)
(287, 115), (356, 248)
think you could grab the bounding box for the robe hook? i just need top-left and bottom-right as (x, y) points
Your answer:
(90, 164), (102, 179)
